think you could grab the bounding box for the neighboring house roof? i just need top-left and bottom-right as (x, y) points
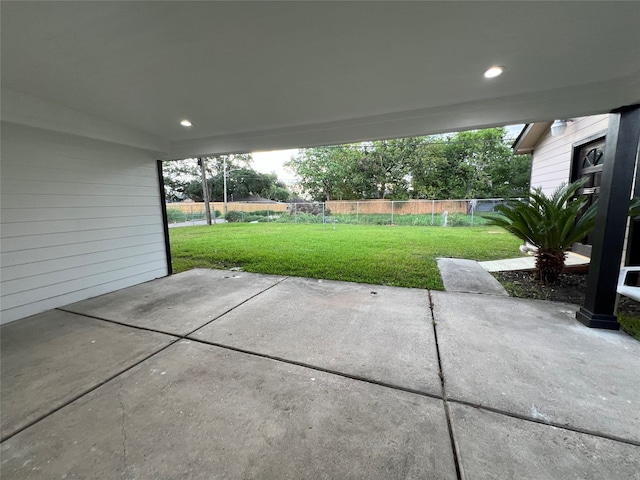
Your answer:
(232, 195), (280, 204)
(511, 122), (553, 155)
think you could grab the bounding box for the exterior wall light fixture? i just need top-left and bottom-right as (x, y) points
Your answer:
(550, 119), (574, 136)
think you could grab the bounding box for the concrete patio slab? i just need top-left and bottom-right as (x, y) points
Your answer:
(63, 268), (285, 336)
(1, 309), (174, 440)
(190, 277), (441, 395)
(449, 403), (640, 480)
(437, 258), (508, 295)
(431, 291), (640, 444)
(0, 340), (457, 480)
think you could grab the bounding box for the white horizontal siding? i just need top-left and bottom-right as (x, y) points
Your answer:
(1, 193), (161, 209)
(2, 243), (166, 279)
(1, 205), (162, 223)
(1, 233), (162, 267)
(530, 114), (610, 195)
(2, 269), (167, 324)
(2, 254), (167, 300)
(0, 122), (168, 324)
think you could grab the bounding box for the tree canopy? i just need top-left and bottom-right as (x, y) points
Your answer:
(163, 154), (290, 202)
(285, 128), (530, 201)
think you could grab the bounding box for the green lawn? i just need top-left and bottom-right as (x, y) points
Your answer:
(618, 313), (640, 341)
(169, 223), (522, 290)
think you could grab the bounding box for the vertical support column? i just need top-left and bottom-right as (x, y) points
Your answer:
(577, 105), (640, 329)
(156, 160), (173, 275)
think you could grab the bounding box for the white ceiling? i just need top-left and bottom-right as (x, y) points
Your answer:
(2, 1), (639, 159)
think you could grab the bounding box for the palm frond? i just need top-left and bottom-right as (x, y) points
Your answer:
(491, 179), (594, 251)
(489, 179), (638, 283)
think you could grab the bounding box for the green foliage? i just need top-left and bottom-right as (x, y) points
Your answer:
(289, 203), (328, 216)
(224, 211), (244, 222)
(618, 312), (640, 341)
(275, 212), (326, 224)
(492, 180), (597, 251)
(166, 208), (189, 223)
(286, 128), (530, 201)
(630, 196), (640, 217)
(285, 145), (363, 201)
(166, 208), (219, 223)
(169, 224), (522, 289)
(272, 211), (494, 226)
(490, 180), (597, 282)
(443, 128), (528, 199)
(225, 209), (285, 223)
(162, 156), (290, 202)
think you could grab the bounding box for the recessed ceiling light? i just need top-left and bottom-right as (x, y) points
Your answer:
(483, 66), (504, 79)
(180, 119), (192, 127)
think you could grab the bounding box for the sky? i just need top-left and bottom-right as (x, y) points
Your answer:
(251, 125), (525, 183)
(251, 149), (298, 183)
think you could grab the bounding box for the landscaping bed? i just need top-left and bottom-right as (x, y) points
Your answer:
(493, 269), (640, 340)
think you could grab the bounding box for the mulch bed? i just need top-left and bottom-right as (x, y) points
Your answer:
(492, 269), (640, 317)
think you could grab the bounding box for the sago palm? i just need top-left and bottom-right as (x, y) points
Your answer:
(491, 180), (597, 284)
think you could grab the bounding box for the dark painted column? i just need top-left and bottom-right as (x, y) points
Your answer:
(157, 160), (173, 276)
(576, 105), (640, 329)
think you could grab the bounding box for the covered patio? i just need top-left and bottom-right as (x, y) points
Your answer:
(2, 2), (640, 477)
(2, 270), (639, 478)
(2, 2), (639, 325)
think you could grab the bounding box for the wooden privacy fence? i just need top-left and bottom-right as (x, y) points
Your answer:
(166, 199), (507, 218)
(324, 200), (468, 215)
(167, 202), (288, 214)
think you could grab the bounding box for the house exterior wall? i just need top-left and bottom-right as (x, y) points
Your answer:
(1, 122), (168, 324)
(529, 114), (610, 195)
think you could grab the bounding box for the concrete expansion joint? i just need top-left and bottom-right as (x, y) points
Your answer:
(58, 306), (443, 403)
(0, 321), (183, 444)
(117, 378), (129, 476)
(427, 290), (463, 480)
(184, 276), (289, 338)
(191, 337), (445, 401)
(447, 397), (640, 449)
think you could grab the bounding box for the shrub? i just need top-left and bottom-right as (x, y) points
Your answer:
(490, 181), (598, 283)
(618, 312), (640, 341)
(166, 208), (187, 223)
(225, 211), (244, 222)
(249, 210), (272, 217)
(288, 203), (330, 216)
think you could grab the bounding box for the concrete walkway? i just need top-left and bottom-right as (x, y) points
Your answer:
(2, 269), (639, 479)
(479, 251), (590, 272)
(437, 258), (508, 296)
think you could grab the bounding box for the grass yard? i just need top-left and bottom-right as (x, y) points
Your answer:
(169, 223), (522, 290)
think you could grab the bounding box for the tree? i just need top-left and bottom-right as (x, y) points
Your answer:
(163, 154), (290, 202)
(485, 153), (532, 198)
(409, 140), (466, 199)
(285, 146), (361, 201)
(490, 180), (598, 283)
(444, 128), (527, 198)
(285, 128), (530, 201)
(356, 138), (418, 199)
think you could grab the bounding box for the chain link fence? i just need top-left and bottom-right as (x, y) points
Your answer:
(166, 199), (518, 227)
